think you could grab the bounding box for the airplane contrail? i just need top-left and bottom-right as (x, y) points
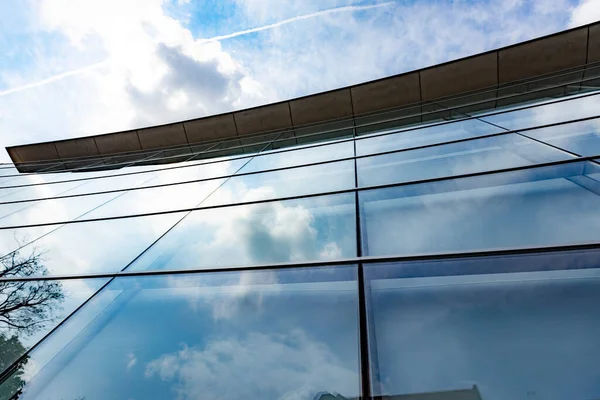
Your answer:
(0, 59), (109, 98)
(0, 2), (396, 97)
(200, 1), (397, 43)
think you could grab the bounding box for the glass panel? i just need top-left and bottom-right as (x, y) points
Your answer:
(190, 139), (249, 160)
(356, 118), (502, 156)
(524, 118), (600, 157)
(0, 167), (18, 177)
(365, 249), (600, 399)
(0, 179), (97, 203)
(0, 192), (119, 226)
(360, 161), (600, 255)
(241, 141), (354, 173)
(0, 158), (248, 220)
(202, 160), (355, 207)
(76, 180), (226, 219)
(6, 266), (360, 400)
(56, 170), (161, 197)
(0, 276), (108, 382)
(481, 92), (600, 130)
(128, 193), (356, 272)
(62, 157), (246, 202)
(292, 121), (354, 147)
(354, 103), (428, 136)
(0, 154), (244, 192)
(357, 133), (572, 187)
(135, 156), (248, 188)
(15, 157), (352, 222)
(0, 212), (183, 275)
(0, 169), (123, 188)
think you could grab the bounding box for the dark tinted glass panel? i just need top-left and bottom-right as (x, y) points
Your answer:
(360, 161), (600, 255)
(128, 193), (356, 272)
(357, 133), (571, 187)
(8, 267), (360, 400)
(364, 250), (600, 399)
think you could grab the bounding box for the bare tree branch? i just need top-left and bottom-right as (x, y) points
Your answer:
(0, 243), (64, 336)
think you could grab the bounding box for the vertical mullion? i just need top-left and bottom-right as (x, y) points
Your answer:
(354, 121), (372, 399)
(357, 264), (372, 400)
(0, 132), (286, 389)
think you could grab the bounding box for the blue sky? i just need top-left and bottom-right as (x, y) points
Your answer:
(0, 0), (599, 162)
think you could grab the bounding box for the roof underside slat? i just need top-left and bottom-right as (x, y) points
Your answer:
(7, 22), (600, 172)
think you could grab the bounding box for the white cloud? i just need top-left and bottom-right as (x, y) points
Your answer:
(127, 352), (137, 371)
(0, 0), (582, 163)
(164, 185), (345, 268)
(320, 242), (342, 259)
(0, 0), (268, 159)
(570, 0), (600, 26)
(144, 330), (358, 400)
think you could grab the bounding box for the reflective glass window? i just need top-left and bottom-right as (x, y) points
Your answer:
(81, 179), (226, 219)
(0, 192), (119, 226)
(364, 250), (600, 399)
(0, 179), (96, 203)
(56, 170), (162, 197)
(202, 160), (355, 207)
(0, 212), (183, 275)
(0, 276), (108, 383)
(360, 161), (600, 255)
(0, 167), (18, 177)
(7, 266), (360, 400)
(0, 154), (243, 193)
(523, 118), (600, 157)
(356, 118), (501, 156)
(135, 156), (248, 187)
(128, 193), (356, 272)
(481, 93), (600, 130)
(0, 169), (122, 188)
(0, 159), (249, 221)
(357, 133), (571, 187)
(242, 141), (354, 173)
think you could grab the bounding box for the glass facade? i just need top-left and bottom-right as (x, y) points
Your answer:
(1, 69), (600, 400)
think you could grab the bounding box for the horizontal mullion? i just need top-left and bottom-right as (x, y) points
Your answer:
(1, 242), (600, 282)
(18, 60), (600, 167)
(3, 87), (599, 189)
(0, 114), (597, 205)
(0, 151), (597, 231)
(7, 72), (600, 176)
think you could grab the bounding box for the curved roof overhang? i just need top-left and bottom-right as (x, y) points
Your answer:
(7, 21), (600, 172)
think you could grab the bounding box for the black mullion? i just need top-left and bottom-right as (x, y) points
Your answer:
(1, 242), (600, 283)
(1, 151), (599, 232)
(5, 83), (600, 186)
(354, 118), (373, 399)
(0, 131), (286, 387)
(4, 112), (600, 206)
